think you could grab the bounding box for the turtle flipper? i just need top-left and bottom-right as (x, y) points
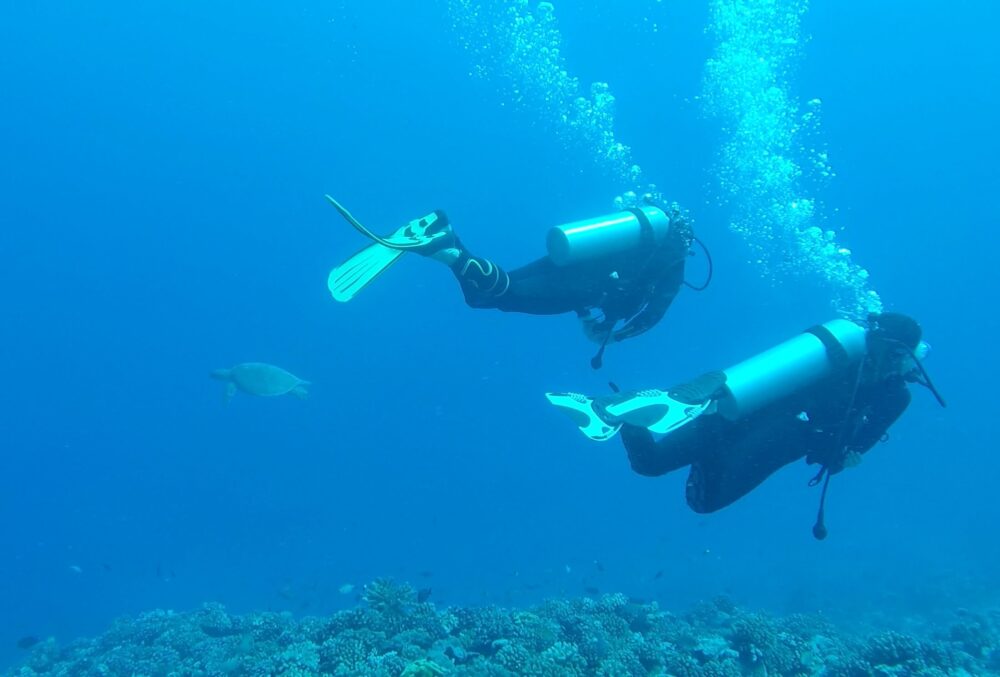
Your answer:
(291, 384), (309, 400)
(224, 382), (237, 404)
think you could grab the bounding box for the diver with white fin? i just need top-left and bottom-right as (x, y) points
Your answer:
(546, 313), (946, 538)
(326, 195), (704, 368)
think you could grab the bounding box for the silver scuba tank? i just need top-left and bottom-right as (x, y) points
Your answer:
(716, 319), (868, 421)
(546, 205), (671, 266)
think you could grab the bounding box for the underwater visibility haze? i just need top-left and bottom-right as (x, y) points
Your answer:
(1, 0), (998, 674)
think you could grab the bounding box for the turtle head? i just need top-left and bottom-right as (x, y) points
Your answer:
(209, 368), (231, 381)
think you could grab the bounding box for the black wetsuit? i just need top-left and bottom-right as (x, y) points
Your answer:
(448, 214), (693, 341)
(621, 365), (912, 513)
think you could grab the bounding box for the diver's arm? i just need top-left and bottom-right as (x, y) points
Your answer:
(612, 220), (690, 341)
(612, 261), (684, 341)
(847, 378), (912, 456)
(815, 378), (912, 474)
(612, 298), (671, 341)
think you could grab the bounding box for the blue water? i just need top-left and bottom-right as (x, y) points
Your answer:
(1, 1), (997, 668)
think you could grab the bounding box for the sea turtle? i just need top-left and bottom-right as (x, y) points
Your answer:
(210, 362), (309, 402)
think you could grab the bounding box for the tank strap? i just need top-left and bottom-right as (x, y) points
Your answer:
(626, 207), (656, 249)
(804, 324), (852, 370)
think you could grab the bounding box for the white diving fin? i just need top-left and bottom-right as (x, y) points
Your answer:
(598, 389), (715, 435)
(328, 242), (405, 302)
(546, 388), (716, 441)
(325, 196), (451, 302)
(325, 195), (451, 251)
(544, 392), (622, 442)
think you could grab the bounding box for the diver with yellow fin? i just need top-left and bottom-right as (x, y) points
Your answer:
(326, 196), (704, 368)
(546, 313), (946, 538)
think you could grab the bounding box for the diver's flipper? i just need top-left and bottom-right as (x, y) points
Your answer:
(548, 373), (723, 442)
(648, 397), (713, 434)
(325, 196), (451, 252)
(595, 388), (714, 435)
(328, 242), (405, 302)
(545, 392), (622, 442)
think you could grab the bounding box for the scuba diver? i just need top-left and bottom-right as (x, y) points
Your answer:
(546, 313), (946, 538)
(325, 196), (704, 368)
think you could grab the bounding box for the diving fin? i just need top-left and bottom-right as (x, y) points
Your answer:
(545, 392), (622, 442)
(328, 241), (405, 302)
(546, 385), (716, 442)
(596, 388), (714, 434)
(325, 196), (453, 301)
(325, 196), (452, 252)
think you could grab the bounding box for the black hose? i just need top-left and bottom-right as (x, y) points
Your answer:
(812, 471), (831, 540)
(810, 356), (865, 541)
(591, 330), (612, 370)
(683, 236), (713, 291)
(639, 195), (713, 292)
(900, 342), (947, 408)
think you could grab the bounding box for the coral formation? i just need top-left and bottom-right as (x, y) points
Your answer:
(7, 582), (998, 676)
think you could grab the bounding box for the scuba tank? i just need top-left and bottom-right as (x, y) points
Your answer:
(547, 319), (868, 443)
(546, 205), (672, 266)
(716, 319), (868, 421)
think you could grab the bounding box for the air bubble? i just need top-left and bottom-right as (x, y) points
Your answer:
(702, 0), (882, 319)
(447, 0), (650, 198)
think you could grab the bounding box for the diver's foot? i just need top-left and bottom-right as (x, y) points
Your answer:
(324, 195), (455, 256)
(384, 210), (456, 257)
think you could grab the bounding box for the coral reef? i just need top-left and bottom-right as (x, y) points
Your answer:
(7, 581), (999, 676)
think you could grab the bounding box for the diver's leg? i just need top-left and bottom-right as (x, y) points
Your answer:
(439, 244), (596, 315)
(621, 418), (707, 477)
(685, 419), (806, 513)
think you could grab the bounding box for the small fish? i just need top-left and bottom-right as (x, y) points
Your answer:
(68, 565), (83, 574)
(338, 583), (355, 595)
(418, 570), (433, 578)
(417, 587), (432, 603)
(797, 411), (810, 422)
(593, 560), (605, 572)
(583, 586), (600, 596)
(16, 636), (40, 650)
(101, 562), (113, 572)
(653, 570), (664, 580)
